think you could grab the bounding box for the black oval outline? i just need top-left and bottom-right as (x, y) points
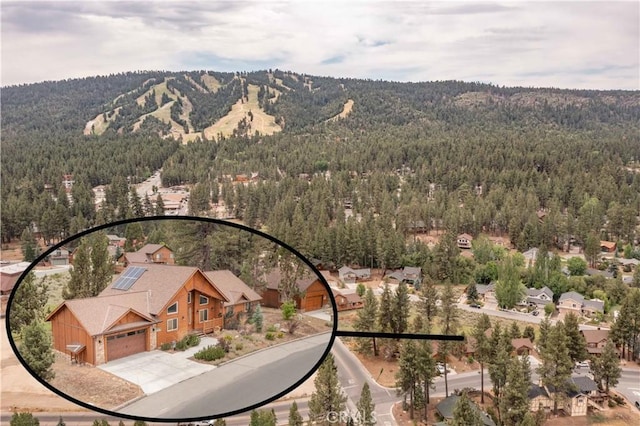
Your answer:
(5, 215), (338, 423)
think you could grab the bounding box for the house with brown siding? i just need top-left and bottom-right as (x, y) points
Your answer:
(331, 288), (363, 311)
(204, 270), (262, 317)
(262, 269), (328, 312)
(46, 263), (240, 365)
(118, 244), (175, 268)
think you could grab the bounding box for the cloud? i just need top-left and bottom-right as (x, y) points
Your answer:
(1, 1), (638, 89)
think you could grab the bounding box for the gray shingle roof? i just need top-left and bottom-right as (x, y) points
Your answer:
(559, 291), (585, 304)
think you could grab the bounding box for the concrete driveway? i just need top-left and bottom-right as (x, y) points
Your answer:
(98, 337), (218, 395)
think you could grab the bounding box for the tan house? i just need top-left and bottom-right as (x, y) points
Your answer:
(46, 263), (261, 365)
(558, 291), (604, 318)
(338, 266), (371, 284)
(580, 329), (612, 356)
(528, 384), (552, 413)
(456, 233), (473, 249)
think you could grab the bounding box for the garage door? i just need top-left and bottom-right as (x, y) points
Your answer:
(305, 295), (324, 311)
(106, 329), (146, 361)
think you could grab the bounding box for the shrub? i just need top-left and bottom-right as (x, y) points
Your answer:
(217, 339), (231, 353)
(276, 332), (284, 338)
(265, 332), (275, 341)
(186, 334), (200, 347)
(266, 325), (277, 333)
(235, 343), (243, 351)
(160, 342), (172, 351)
(174, 340), (188, 351)
(281, 301), (297, 320)
(194, 345), (225, 361)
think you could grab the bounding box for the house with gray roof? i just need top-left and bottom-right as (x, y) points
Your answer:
(385, 266), (422, 287)
(338, 266), (371, 284)
(558, 291), (604, 318)
(521, 286), (554, 308)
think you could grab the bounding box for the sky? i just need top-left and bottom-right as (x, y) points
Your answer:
(1, 0), (639, 90)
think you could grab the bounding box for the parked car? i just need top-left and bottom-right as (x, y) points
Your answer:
(470, 303), (481, 309)
(436, 363), (449, 375)
(532, 310), (540, 316)
(575, 361), (590, 368)
(635, 400), (640, 410)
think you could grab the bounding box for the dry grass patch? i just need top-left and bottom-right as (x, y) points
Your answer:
(203, 83), (281, 140)
(326, 99), (354, 122)
(50, 351), (144, 409)
(201, 74), (221, 92)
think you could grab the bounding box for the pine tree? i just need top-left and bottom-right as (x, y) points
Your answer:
(89, 232), (113, 296)
(495, 254), (525, 309)
(537, 317), (552, 354)
(19, 321), (55, 381)
(391, 281), (410, 334)
(288, 401), (304, 426)
(439, 280), (458, 397)
(472, 313), (492, 403)
(563, 312), (588, 362)
(523, 325), (536, 343)
(62, 233), (112, 299)
(419, 276), (439, 327)
(537, 322), (573, 414)
(451, 392), (483, 426)
(155, 194), (165, 216)
(249, 409), (277, 426)
(377, 283), (393, 332)
(488, 324), (512, 423)
(396, 340), (419, 419)
(509, 321), (521, 339)
(309, 353), (347, 425)
(251, 304), (264, 332)
(9, 271), (48, 334)
(500, 355), (532, 426)
(63, 236), (91, 299)
(592, 339), (622, 392)
(10, 412), (40, 426)
(355, 288), (378, 355)
(356, 382), (376, 426)
(416, 334), (437, 420)
(21, 227), (38, 262)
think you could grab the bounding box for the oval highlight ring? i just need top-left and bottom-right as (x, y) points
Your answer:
(6, 216), (463, 423)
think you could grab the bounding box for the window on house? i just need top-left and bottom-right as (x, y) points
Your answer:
(167, 302), (178, 314)
(156, 254), (161, 260)
(245, 302), (251, 312)
(199, 295), (209, 305)
(187, 293), (192, 304)
(167, 318), (178, 331)
(199, 309), (208, 322)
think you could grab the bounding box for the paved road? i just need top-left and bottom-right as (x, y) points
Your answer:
(119, 333), (331, 419)
(456, 301), (609, 330)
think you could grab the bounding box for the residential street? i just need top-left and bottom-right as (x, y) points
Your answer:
(118, 333), (331, 419)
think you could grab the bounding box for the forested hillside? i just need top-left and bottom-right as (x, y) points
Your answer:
(2, 70), (640, 274)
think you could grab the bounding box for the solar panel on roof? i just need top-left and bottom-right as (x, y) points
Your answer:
(111, 266), (146, 290)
